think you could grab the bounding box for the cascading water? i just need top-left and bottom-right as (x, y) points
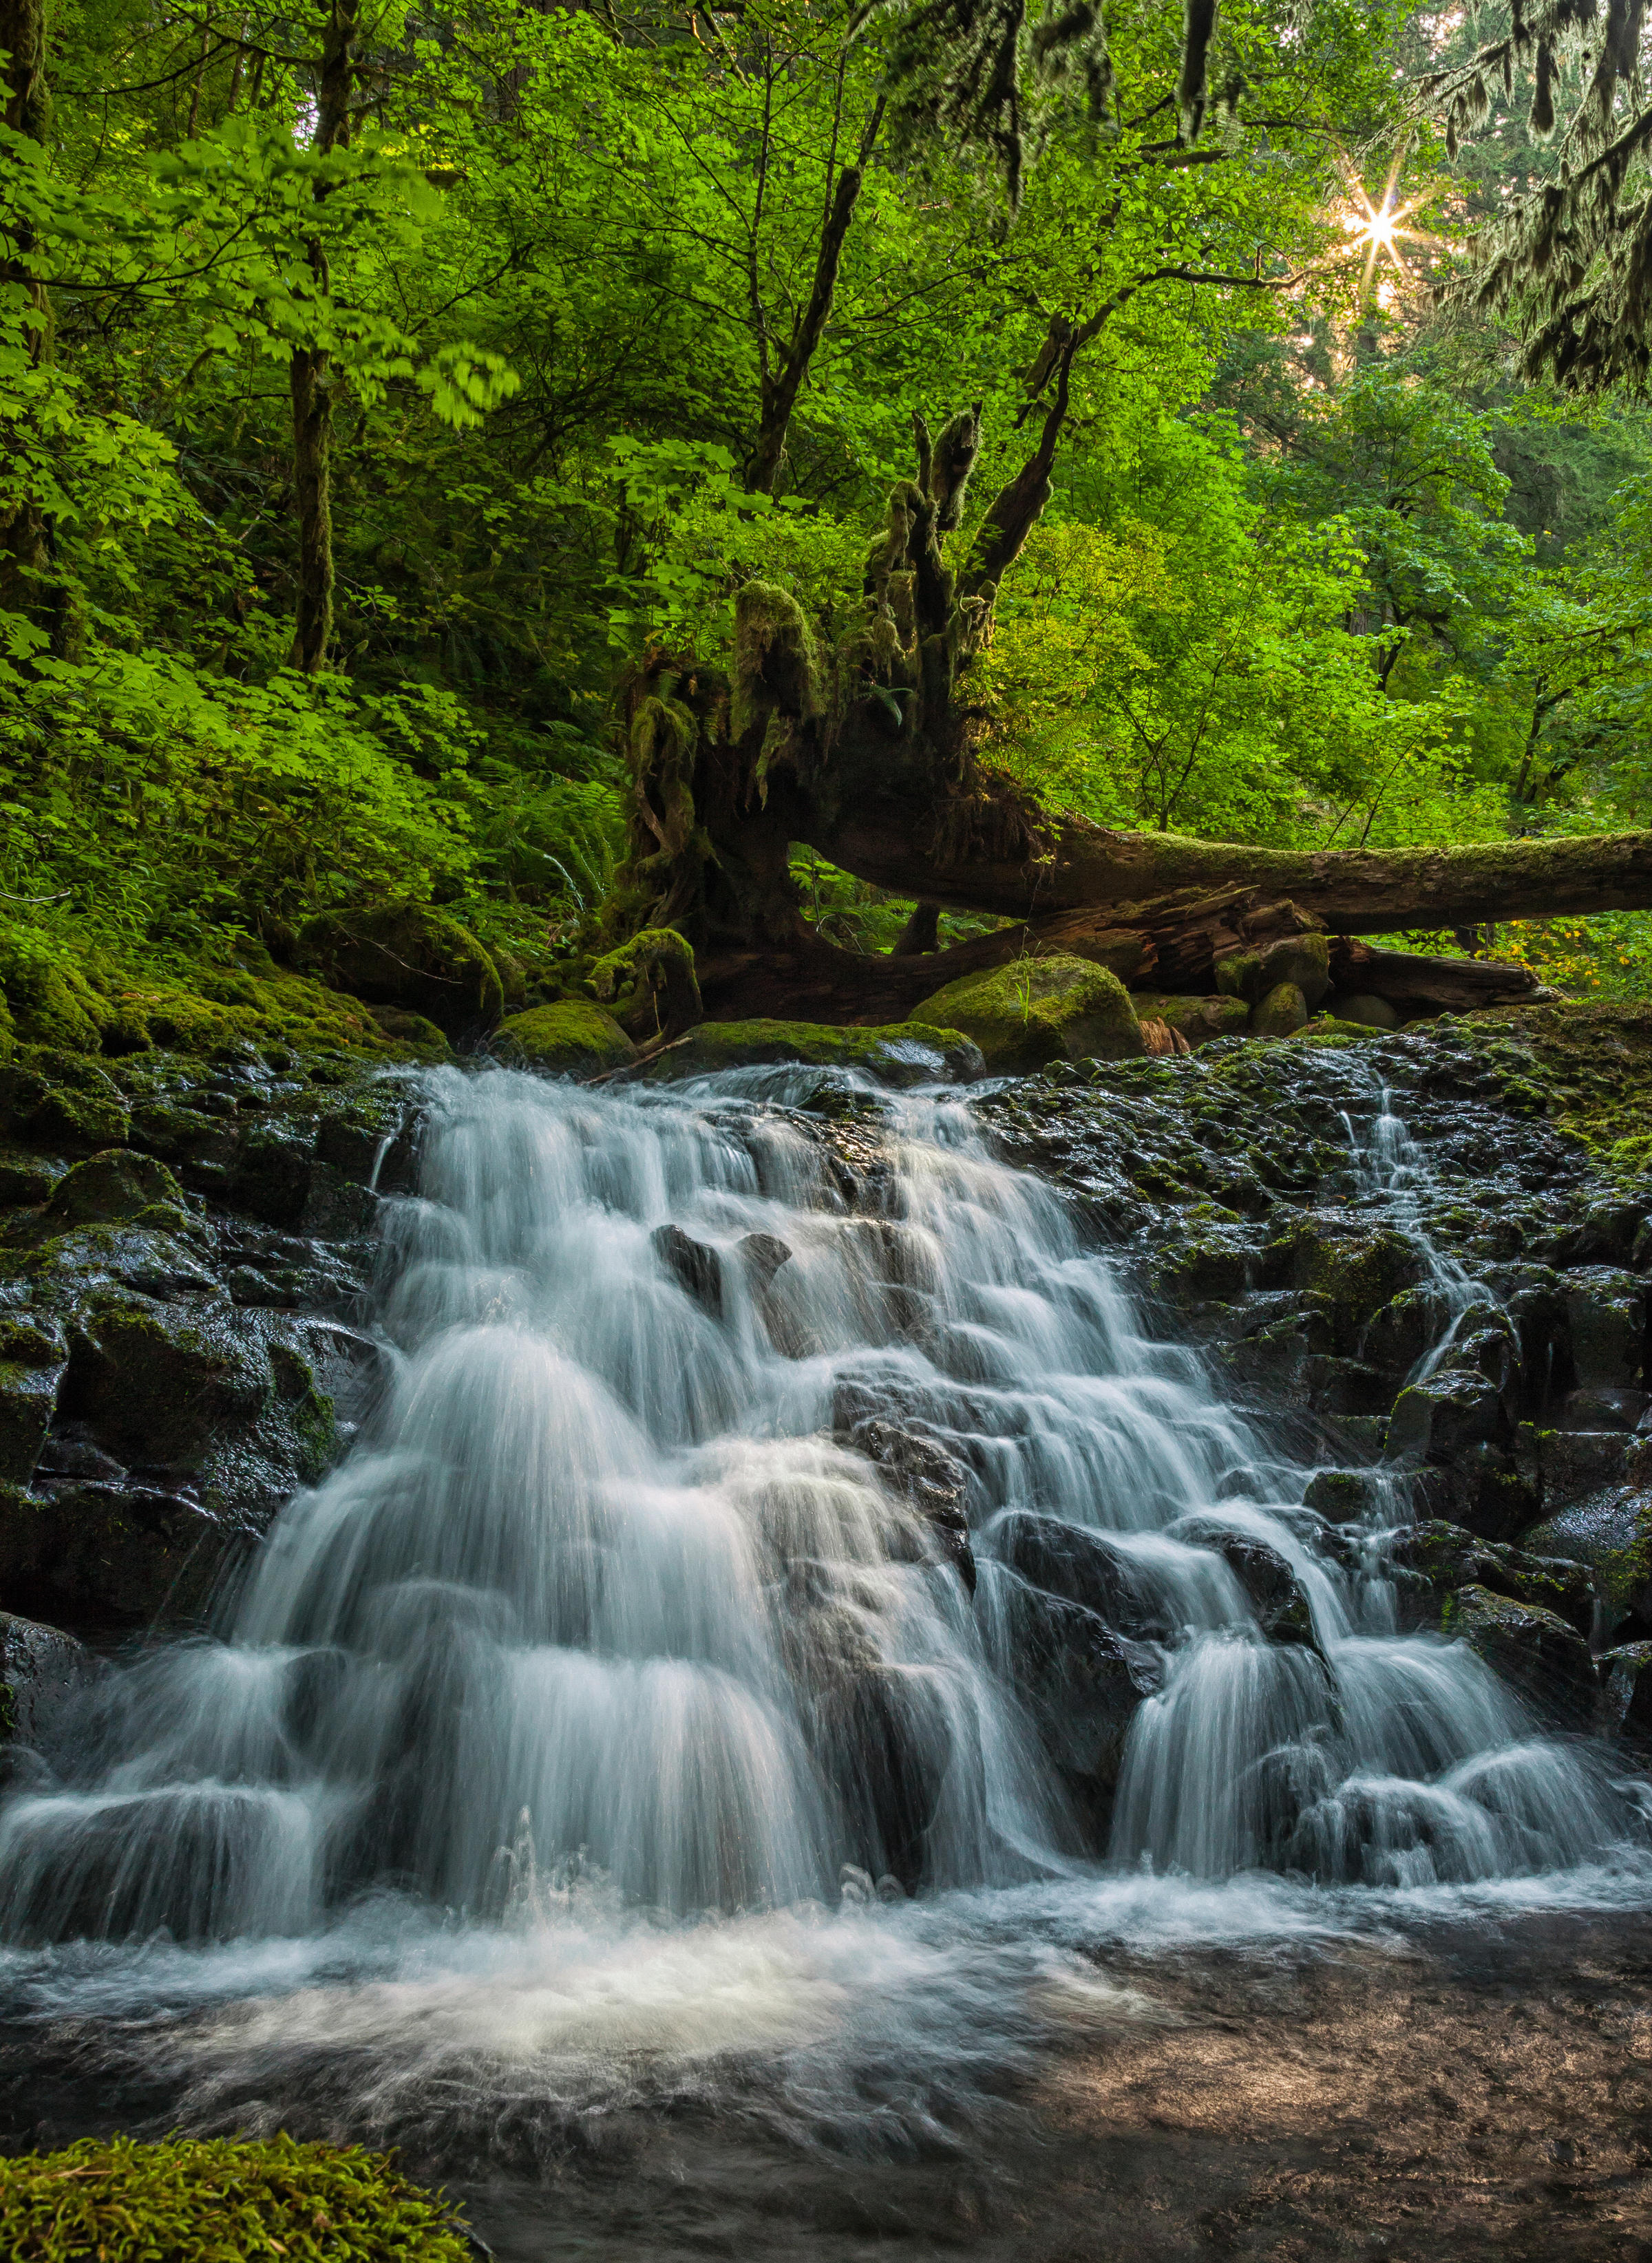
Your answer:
(0, 1061), (1645, 2150)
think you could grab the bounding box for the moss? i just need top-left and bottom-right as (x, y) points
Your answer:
(296, 902), (503, 1038)
(498, 998), (637, 1076)
(732, 581), (821, 743)
(44, 1149), (185, 1228)
(0, 2133), (474, 2262)
(643, 1017), (982, 1086)
(589, 927), (701, 1034)
(1291, 1013), (1388, 1045)
(1250, 980), (1309, 1037)
(910, 955), (1144, 1073)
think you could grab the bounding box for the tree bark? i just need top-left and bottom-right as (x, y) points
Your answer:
(287, 0), (358, 674)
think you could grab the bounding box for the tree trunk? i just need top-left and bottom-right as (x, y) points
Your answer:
(287, 0), (357, 674)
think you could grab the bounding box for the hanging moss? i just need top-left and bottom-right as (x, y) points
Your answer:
(0, 2132), (476, 2262)
(590, 927), (703, 1035)
(731, 582), (821, 743)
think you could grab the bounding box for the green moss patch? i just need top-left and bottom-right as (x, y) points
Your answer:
(0, 2133), (475, 2262)
(909, 955), (1144, 1073)
(498, 998), (637, 1076)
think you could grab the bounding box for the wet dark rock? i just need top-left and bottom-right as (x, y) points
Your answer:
(1002, 1585), (1159, 1837)
(0, 1310), (67, 1485)
(735, 1231), (793, 1292)
(0, 1610), (92, 1754)
(849, 1419), (975, 1591)
(1524, 1487), (1652, 1641)
(1450, 1582), (1599, 1728)
(1565, 1268), (1648, 1389)
(1535, 1428), (1633, 1508)
(652, 1223), (723, 1318)
(1599, 1640), (1652, 1750)
(1390, 1519), (1596, 1639)
(993, 1510), (1163, 1638)
(41, 1149), (187, 1229)
(1389, 1370), (1510, 1465)
(1301, 1467), (1392, 1524)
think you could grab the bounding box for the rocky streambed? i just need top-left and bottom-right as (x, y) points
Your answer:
(2, 1004), (1651, 1825)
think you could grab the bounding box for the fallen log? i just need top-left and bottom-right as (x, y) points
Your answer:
(691, 886), (1545, 1026)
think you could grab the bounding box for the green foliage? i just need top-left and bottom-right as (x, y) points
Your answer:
(0, 2132), (474, 2262)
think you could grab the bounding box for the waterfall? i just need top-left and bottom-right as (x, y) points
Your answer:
(0, 1063), (1642, 1987)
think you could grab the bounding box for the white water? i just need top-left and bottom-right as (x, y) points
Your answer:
(0, 1064), (1644, 2141)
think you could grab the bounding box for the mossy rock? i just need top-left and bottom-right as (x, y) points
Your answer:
(1523, 1487), (1652, 1635)
(909, 955), (1143, 1073)
(60, 1297), (273, 1467)
(644, 1018), (984, 1086)
(1250, 980), (1309, 1037)
(0, 2133), (475, 2262)
(1265, 1213), (1421, 1330)
(1130, 993), (1251, 1048)
(44, 1149), (185, 1229)
(1392, 1518), (1595, 1636)
(499, 998), (637, 1076)
(1448, 1581), (1599, 1727)
(296, 902), (504, 1037)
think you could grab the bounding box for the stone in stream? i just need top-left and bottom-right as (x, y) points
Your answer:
(993, 1509), (1163, 1638)
(1386, 1518), (1596, 1637)
(1448, 1582), (1600, 1729)
(0, 1610), (93, 1756)
(909, 955), (1145, 1073)
(498, 998), (637, 1077)
(848, 1416), (975, 1591)
(1599, 1640), (1652, 1749)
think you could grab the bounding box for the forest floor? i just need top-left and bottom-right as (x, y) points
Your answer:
(447, 1906), (1652, 2263)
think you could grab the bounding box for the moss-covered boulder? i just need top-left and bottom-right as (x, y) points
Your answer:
(1447, 1582), (1599, 1727)
(499, 998), (637, 1076)
(296, 902), (503, 1037)
(0, 2134), (475, 2262)
(1291, 1012), (1388, 1045)
(0, 1054), (130, 1151)
(644, 1018), (984, 1086)
(1215, 933), (1329, 1010)
(909, 955), (1143, 1073)
(1251, 980), (1309, 1037)
(43, 1148), (185, 1229)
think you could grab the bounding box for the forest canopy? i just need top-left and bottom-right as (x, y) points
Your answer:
(5, 0), (1652, 1031)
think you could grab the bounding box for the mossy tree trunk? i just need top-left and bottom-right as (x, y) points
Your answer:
(287, 0), (358, 675)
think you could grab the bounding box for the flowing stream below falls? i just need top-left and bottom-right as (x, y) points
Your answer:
(0, 1062), (1649, 2224)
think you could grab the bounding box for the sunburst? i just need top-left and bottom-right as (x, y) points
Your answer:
(1337, 151), (1437, 301)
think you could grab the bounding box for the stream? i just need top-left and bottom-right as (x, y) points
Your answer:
(1, 1063), (1648, 2256)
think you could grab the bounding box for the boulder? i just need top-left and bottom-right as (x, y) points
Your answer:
(1000, 1584), (1158, 1834)
(295, 904), (504, 1037)
(1333, 992), (1400, 1030)
(1448, 1582), (1599, 1728)
(498, 999), (637, 1077)
(652, 1223), (724, 1317)
(1264, 1214), (1422, 1342)
(1599, 1639), (1652, 1749)
(0, 1610), (91, 1750)
(909, 955), (1144, 1073)
(993, 1509), (1162, 1637)
(1388, 1371), (1510, 1464)
(44, 1148), (186, 1228)
(645, 1018), (983, 1086)
(1523, 1487), (1652, 1639)
(0, 1312), (67, 1486)
(1250, 981), (1309, 1037)
(1390, 1518), (1595, 1637)
(848, 1417), (975, 1591)
(1215, 933), (1329, 1010)
(1564, 1268), (1648, 1389)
